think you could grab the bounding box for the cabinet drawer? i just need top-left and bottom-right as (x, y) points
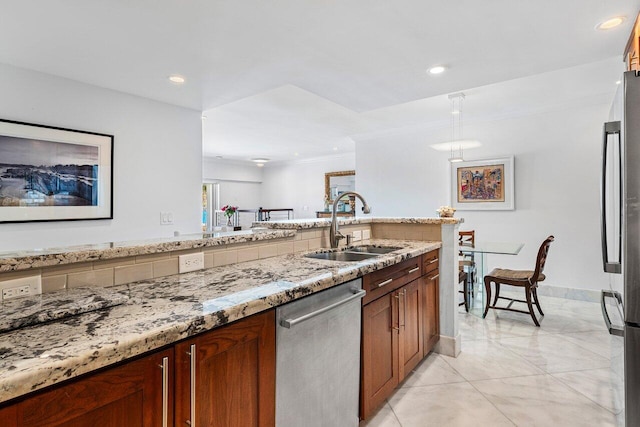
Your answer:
(363, 257), (422, 305)
(422, 250), (439, 275)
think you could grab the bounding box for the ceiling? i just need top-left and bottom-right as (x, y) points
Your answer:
(1, 1), (638, 162)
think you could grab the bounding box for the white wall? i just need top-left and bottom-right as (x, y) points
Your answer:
(0, 63), (203, 251)
(357, 98), (612, 292)
(261, 153), (356, 219)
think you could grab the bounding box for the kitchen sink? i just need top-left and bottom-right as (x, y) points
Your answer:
(347, 245), (401, 254)
(305, 251), (380, 262)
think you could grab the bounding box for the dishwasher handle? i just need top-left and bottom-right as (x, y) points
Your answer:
(280, 289), (366, 329)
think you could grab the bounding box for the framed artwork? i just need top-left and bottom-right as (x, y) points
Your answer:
(0, 119), (113, 223)
(451, 156), (514, 210)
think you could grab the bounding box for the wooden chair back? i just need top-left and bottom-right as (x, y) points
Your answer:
(459, 230), (475, 247)
(532, 235), (555, 283)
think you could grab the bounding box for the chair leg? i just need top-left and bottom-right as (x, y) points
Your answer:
(483, 277), (492, 318)
(492, 283), (500, 306)
(525, 286), (540, 327)
(464, 275), (470, 312)
(532, 287), (544, 316)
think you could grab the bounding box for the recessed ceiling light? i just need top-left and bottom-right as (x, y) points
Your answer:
(616, 80), (622, 85)
(596, 16), (626, 30)
(169, 74), (186, 84)
(332, 147), (338, 151)
(251, 158), (269, 163)
(428, 66), (446, 75)
(294, 152), (299, 156)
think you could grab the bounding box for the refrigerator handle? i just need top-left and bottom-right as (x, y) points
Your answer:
(601, 290), (624, 337)
(601, 121), (622, 274)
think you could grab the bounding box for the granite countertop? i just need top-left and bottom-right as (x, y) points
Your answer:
(0, 239), (441, 404)
(0, 229), (296, 273)
(252, 216), (463, 229)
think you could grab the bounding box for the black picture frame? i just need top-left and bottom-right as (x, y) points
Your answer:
(0, 119), (113, 223)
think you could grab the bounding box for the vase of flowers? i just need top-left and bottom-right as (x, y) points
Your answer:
(221, 205), (238, 227)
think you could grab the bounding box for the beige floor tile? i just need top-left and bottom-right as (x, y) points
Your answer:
(361, 402), (401, 427)
(552, 368), (624, 414)
(472, 374), (618, 426)
(401, 353), (466, 387)
(562, 330), (623, 360)
(495, 334), (611, 373)
(388, 382), (515, 427)
(441, 339), (544, 381)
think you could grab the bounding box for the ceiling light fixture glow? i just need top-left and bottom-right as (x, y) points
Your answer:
(596, 16), (626, 30)
(169, 74), (186, 84)
(428, 65), (446, 75)
(251, 158), (269, 163)
(616, 80), (622, 85)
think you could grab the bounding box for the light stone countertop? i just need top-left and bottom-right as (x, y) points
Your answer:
(252, 216), (463, 229)
(0, 239), (441, 404)
(0, 229), (296, 273)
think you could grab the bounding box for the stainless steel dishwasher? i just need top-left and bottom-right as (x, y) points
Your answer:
(276, 278), (365, 427)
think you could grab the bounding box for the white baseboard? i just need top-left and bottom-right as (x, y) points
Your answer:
(435, 333), (461, 357)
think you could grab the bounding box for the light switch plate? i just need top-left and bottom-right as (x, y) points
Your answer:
(352, 230), (362, 241)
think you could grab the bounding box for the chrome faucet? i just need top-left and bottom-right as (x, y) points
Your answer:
(330, 191), (371, 248)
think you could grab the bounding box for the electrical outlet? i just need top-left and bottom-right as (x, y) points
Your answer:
(362, 229), (371, 240)
(0, 275), (42, 301)
(352, 230), (362, 241)
(179, 253), (205, 273)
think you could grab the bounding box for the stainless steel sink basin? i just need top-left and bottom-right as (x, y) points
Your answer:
(305, 251), (380, 262)
(347, 246), (401, 254)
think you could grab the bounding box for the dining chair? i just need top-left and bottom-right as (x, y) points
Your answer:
(482, 235), (554, 326)
(458, 230), (475, 311)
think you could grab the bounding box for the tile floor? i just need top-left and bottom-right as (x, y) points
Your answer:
(363, 292), (625, 427)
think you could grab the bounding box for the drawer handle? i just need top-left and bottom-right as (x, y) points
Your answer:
(429, 273), (440, 281)
(280, 289), (366, 328)
(407, 266), (420, 274)
(427, 258), (438, 264)
(377, 278), (393, 288)
(160, 356), (169, 427)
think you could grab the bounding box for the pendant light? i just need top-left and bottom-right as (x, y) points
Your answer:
(446, 92), (480, 163)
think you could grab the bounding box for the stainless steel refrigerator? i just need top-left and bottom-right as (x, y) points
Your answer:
(601, 69), (640, 427)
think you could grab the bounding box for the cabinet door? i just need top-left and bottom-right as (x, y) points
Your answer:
(0, 348), (174, 427)
(175, 310), (276, 427)
(423, 269), (440, 355)
(361, 293), (399, 420)
(398, 279), (424, 380)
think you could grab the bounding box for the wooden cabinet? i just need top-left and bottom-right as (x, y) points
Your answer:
(398, 278), (424, 379)
(175, 310), (275, 427)
(625, 13), (640, 72)
(361, 292), (399, 420)
(0, 310), (276, 427)
(361, 250), (440, 421)
(0, 348), (174, 427)
(422, 249), (440, 355)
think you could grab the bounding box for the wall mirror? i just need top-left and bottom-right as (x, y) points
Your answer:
(324, 170), (356, 204)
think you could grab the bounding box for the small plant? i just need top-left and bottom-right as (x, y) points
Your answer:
(221, 205), (238, 218)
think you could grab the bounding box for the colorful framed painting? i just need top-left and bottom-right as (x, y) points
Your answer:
(451, 156), (514, 210)
(0, 119), (113, 223)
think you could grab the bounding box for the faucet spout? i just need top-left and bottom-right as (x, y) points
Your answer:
(330, 191), (371, 248)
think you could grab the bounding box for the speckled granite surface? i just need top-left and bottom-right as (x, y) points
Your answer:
(252, 216), (463, 229)
(0, 229), (295, 273)
(0, 239), (440, 404)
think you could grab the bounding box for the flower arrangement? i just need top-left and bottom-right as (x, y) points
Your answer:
(436, 206), (456, 218)
(221, 205), (238, 218)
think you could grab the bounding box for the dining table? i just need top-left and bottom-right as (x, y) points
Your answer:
(459, 241), (525, 317)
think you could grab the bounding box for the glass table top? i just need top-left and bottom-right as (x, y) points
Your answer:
(458, 241), (524, 255)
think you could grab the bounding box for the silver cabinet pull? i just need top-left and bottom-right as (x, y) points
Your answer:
(601, 121), (622, 274)
(280, 289), (366, 328)
(160, 356), (169, 427)
(428, 273), (439, 281)
(377, 278), (393, 288)
(601, 290), (624, 336)
(408, 267), (420, 274)
(187, 344), (196, 427)
(427, 258), (438, 264)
